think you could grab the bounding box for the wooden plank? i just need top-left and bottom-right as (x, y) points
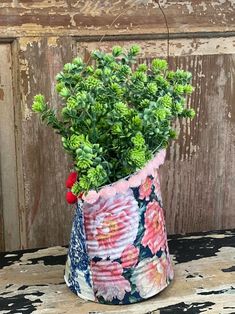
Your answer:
(78, 38), (235, 234)
(162, 53), (235, 234)
(77, 37), (235, 59)
(11, 39), (27, 250)
(0, 230), (234, 313)
(0, 1), (234, 37)
(0, 159), (4, 251)
(164, 53), (235, 232)
(18, 37), (77, 249)
(0, 44), (20, 250)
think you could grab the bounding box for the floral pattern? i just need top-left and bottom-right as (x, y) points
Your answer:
(138, 177), (153, 201)
(64, 203), (95, 300)
(65, 150), (173, 304)
(131, 254), (168, 299)
(141, 200), (166, 254)
(83, 189), (139, 260)
(121, 244), (139, 268)
(91, 260), (131, 302)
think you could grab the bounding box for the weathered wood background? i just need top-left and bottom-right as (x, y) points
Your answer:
(0, 0), (235, 251)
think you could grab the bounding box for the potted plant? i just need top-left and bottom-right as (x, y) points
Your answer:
(32, 45), (195, 304)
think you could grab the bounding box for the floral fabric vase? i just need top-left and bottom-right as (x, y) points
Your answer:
(64, 149), (174, 304)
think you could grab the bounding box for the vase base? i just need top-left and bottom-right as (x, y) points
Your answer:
(65, 274), (174, 305)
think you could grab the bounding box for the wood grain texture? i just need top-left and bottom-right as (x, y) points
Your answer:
(77, 38), (235, 235)
(18, 37), (77, 249)
(0, 158), (4, 251)
(11, 39), (27, 251)
(0, 230), (234, 313)
(0, 44), (20, 251)
(0, 1), (234, 37)
(162, 54), (235, 234)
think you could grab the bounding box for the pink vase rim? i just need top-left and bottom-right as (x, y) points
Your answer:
(82, 149), (166, 204)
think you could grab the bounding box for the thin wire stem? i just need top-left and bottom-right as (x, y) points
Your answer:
(153, 0), (170, 62)
(84, 10), (126, 66)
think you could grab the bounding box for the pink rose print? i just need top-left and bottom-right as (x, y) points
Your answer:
(139, 176), (153, 201)
(83, 189), (139, 259)
(92, 260), (131, 301)
(121, 244), (139, 268)
(131, 255), (167, 299)
(141, 200), (166, 254)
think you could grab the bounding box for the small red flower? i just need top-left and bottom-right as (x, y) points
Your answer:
(66, 172), (78, 188)
(66, 191), (77, 204)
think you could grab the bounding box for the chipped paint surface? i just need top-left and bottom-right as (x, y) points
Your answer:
(78, 37), (235, 58)
(0, 230), (234, 313)
(19, 56), (32, 121)
(0, 1), (235, 36)
(17, 37), (76, 250)
(47, 37), (59, 47)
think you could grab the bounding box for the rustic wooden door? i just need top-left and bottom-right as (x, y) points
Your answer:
(0, 1), (234, 250)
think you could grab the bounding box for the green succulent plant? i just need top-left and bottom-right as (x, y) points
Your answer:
(32, 45), (195, 194)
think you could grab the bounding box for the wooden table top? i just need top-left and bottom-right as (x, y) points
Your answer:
(0, 229), (235, 314)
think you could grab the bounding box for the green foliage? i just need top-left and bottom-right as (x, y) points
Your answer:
(32, 45), (195, 193)
(32, 94), (46, 112)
